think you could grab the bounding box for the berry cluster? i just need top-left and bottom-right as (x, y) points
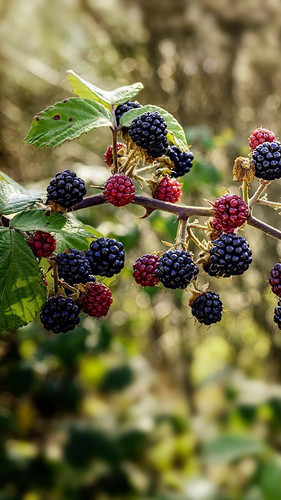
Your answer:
(36, 112), (281, 332)
(40, 236), (124, 333)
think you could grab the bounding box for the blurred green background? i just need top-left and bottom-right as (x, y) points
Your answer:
(1, 1), (281, 499)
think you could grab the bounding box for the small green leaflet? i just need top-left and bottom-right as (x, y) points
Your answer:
(202, 434), (266, 465)
(10, 210), (103, 252)
(24, 98), (113, 148)
(67, 70), (143, 108)
(10, 209), (67, 232)
(0, 170), (31, 195)
(0, 181), (42, 215)
(0, 230), (47, 330)
(56, 220), (103, 252)
(120, 105), (188, 152)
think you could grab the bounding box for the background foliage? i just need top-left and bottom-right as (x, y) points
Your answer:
(1, 1), (281, 499)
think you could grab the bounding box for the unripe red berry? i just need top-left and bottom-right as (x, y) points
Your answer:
(104, 143), (125, 166)
(28, 231), (56, 258)
(80, 282), (113, 318)
(103, 174), (135, 207)
(153, 177), (181, 204)
(269, 263), (281, 297)
(213, 194), (248, 233)
(249, 128), (276, 150)
(133, 254), (160, 287)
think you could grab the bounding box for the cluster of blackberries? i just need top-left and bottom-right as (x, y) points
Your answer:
(269, 263), (281, 329)
(248, 127), (281, 181)
(39, 237), (125, 334)
(132, 230), (253, 325)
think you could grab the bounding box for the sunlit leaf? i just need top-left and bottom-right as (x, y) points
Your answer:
(67, 70), (143, 107)
(24, 98), (113, 148)
(0, 181), (42, 215)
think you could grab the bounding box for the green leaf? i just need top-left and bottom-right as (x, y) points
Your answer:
(0, 170), (30, 195)
(67, 70), (143, 107)
(56, 218), (103, 252)
(120, 104), (188, 151)
(259, 457), (281, 500)
(24, 98), (112, 148)
(0, 181), (42, 215)
(202, 435), (266, 465)
(0, 230), (47, 330)
(10, 209), (67, 232)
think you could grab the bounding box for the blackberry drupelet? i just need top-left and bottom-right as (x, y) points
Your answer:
(115, 101), (141, 126)
(269, 263), (281, 297)
(86, 237), (125, 277)
(129, 111), (168, 158)
(252, 141), (281, 180)
(274, 300), (281, 329)
(80, 282), (113, 318)
(133, 254), (160, 287)
(57, 248), (95, 286)
(203, 233), (252, 277)
(190, 291), (223, 325)
(166, 146), (194, 178)
(155, 249), (199, 289)
(28, 231), (56, 258)
(40, 296), (80, 333)
(103, 174), (135, 207)
(46, 169), (87, 209)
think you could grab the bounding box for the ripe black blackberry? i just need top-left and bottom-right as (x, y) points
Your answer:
(190, 291), (223, 325)
(57, 248), (95, 286)
(274, 300), (281, 329)
(115, 101), (141, 126)
(86, 238), (125, 277)
(129, 111), (168, 158)
(40, 296), (80, 333)
(155, 249), (199, 289)
(269, 263), (281, 296)
(252, 141), (281, 180)
(166, 146), (194, 178)
(203, 233), (252, 278)
(46, 169), (87, 209)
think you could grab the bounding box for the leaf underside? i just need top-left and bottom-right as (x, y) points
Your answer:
(67, 70), (143, 107)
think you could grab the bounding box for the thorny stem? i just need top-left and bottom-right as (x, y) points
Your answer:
(72, 193), (281, 241)
(247, 214), (281, 241)
(249, 181), (271, 209)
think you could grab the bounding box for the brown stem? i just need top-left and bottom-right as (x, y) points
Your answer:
(72, 193), (281, 242)
(247, 214), (281, 241)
